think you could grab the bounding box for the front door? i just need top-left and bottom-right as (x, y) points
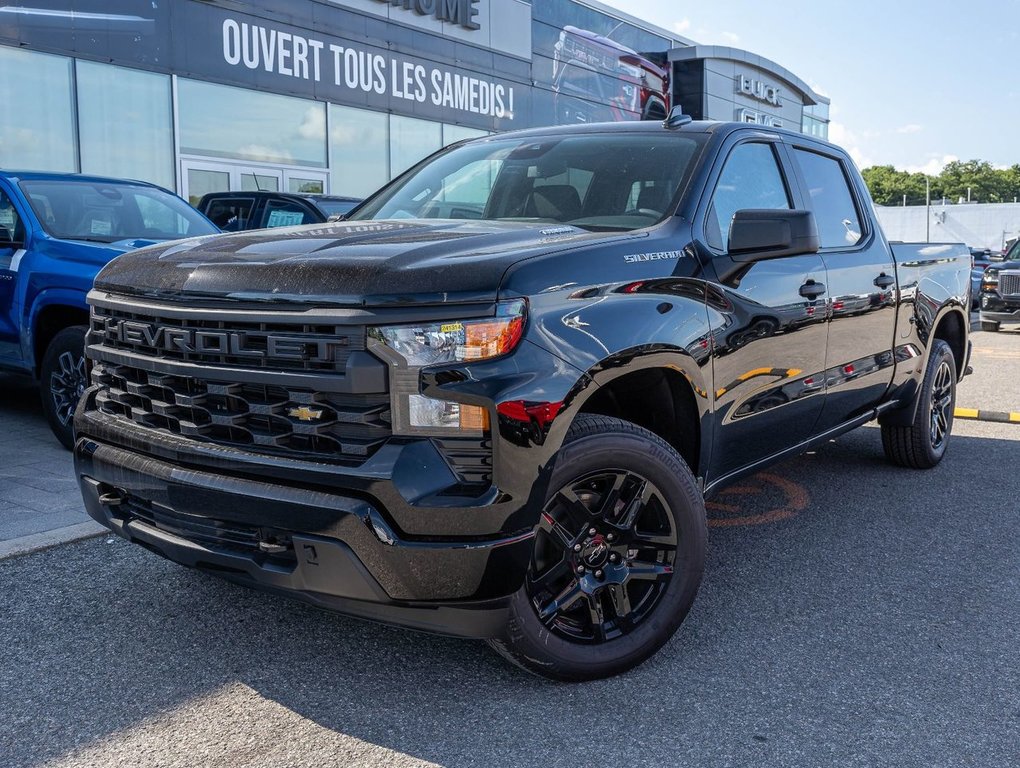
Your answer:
(0, 182), (29, 360)
(701, 140), (829, 480)
(787, 145), (897, 432)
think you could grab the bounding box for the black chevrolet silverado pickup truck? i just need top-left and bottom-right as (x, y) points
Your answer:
(74, 119), (971, 681)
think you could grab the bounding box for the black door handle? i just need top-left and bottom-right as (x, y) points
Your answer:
(799, 280), (826, 299)
(874, 273), (895, 289)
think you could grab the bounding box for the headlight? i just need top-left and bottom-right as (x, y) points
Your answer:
(982, 274), (999, 291)
(370, 300), (526, 434)
(370, 299), (526, 367)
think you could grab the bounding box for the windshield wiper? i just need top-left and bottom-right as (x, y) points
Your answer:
(60, 235), (120, 243)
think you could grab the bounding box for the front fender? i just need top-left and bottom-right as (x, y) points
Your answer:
(22, 286), (91, 373)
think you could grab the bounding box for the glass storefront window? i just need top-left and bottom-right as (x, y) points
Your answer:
(390, 116), (443, 178)
(178, 79), (326, 168)
(0, 47), (76, 172)
(329, 105), (389, 198)
(77, 61), (174, 189)
(443, 124), (489, 146)
(289, 177), (324, 194)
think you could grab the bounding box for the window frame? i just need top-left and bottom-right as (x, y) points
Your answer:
(786, 142), (872, 253)
(700, 138), (800, 255)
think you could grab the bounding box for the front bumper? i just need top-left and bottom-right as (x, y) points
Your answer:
(74, 423), (535, 639)
(979, 307), (1020, 327)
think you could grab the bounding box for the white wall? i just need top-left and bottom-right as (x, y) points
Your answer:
(875, 203), (1020, 251)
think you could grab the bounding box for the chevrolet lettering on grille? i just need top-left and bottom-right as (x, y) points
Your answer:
(100, 318), (348, 362)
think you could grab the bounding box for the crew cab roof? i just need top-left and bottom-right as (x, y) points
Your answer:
(463, 119), (843, 154)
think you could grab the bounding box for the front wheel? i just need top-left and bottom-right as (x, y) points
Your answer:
(39, 325), (88, 450)
(881, 339), (957, 469)
(488, 415), (706, 681)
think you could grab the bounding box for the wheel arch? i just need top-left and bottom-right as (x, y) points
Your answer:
(31, 301), (89, 377)
(566, 349), (711, 480)
(931, 307), (967, 380)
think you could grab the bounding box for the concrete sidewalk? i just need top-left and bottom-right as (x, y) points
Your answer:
(0, 374), (102, 555)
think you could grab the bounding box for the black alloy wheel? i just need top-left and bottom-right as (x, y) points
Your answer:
(489, 415), (706, 681)
(39, 325), (89, 450)
(928, 358), (954, 452)
(881, 338), (957, 469)
(528, 470), (677, 644)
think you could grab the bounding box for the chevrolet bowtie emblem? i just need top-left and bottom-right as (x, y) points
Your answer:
(288, 406), (324, 422)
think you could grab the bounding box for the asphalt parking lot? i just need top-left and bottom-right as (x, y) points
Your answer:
(1, 326), (1018, 767)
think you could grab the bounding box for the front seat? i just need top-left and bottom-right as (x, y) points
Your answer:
(526, 184), (582, 221)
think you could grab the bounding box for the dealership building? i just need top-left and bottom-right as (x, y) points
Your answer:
(0, 0), (830, 202)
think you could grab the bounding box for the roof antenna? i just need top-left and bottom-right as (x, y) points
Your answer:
(663, 105), (693, 129)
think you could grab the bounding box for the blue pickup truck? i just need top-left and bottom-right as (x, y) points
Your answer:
(0, 171), (218, 447)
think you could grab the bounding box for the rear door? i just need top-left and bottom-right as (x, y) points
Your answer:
(787, 143), (897, 432)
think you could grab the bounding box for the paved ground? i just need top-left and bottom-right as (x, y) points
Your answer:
(0, 324), (1017, 767)
(0, 374), (98, 544)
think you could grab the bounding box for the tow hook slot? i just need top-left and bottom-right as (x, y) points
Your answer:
(256, 530), (293, 555)
(98, 490), (125, 507)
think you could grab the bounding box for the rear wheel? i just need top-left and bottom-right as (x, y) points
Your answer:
(39, 325), (88, 450)
(489, 415), (706, 681)
(881, 339), (956, 469)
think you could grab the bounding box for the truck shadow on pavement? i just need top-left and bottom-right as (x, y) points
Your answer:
(2, 426), (1018, 767)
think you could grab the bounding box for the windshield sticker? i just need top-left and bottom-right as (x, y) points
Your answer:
(90, 218), (113, 236)
(266, 210), (305, 228)
(624, 251), (683, 264)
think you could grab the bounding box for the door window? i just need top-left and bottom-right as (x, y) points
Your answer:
(264, 200), (315, 228)
(708, 143), (791, 251)
(0, 190), (23, 243)
(793, 148), (863, 248)
(203, 197), (255, 231)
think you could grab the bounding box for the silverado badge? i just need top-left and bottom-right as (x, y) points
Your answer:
(288, 406), (325, 422)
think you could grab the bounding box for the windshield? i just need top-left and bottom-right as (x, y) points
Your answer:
(350, 132), (706, 232)
(315, 199), (361, 217)
(20, 180), (218, 243)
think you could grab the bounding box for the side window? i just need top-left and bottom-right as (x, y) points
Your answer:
(708, 143), (791, 251)
(0, 189), (23, 243)
(204, 197), (255, 231)
(264, 200), (314, 228)
(793, 148), (863, 248)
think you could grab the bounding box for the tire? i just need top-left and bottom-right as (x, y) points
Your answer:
(488, 414), (706, 681)
(980, 320), (999, 332)
(881, 339), (957, 469)
(39, 325), (88, 450)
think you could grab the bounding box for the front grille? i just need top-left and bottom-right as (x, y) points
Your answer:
(92, 361), (390, 463)
(90, 303), (365, 373)
(999, 272), (1020, 296)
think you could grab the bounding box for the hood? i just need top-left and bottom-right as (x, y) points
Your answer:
(38, 236), (164, 267)
(985, 261), (1020, 276)
(94, 219), (630, 306)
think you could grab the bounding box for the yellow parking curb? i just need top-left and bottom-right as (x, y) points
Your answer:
(954, 407), (1020, 424)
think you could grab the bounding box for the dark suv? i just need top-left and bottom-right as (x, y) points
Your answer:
(979, 242), (1020, 331)
(196, 192), (360, 231)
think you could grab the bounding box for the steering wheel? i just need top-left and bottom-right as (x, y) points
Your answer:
(623, 208), (664, 218)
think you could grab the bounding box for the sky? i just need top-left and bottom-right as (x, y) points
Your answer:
(598, 0), (1020, 173)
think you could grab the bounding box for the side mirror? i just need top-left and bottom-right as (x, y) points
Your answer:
(728, 209), (820, 262)
(989, 253), (1005, 262)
